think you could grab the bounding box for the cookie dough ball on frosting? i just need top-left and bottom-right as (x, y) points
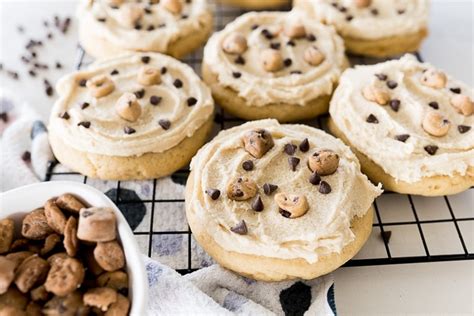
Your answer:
(186, 119), (382, 281)
(77, 0), (213, 59)
(48, 53), (214, 180)
(202, 11), (348, 122)
(329, 54), (474, 196)
(294, 0), (429, 57)
(216, 0), (289, 10)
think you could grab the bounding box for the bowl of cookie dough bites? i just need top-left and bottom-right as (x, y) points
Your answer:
(0, 181), (147, 315)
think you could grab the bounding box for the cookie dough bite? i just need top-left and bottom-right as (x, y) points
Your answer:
(186, 119), (382, 281)
(294, 0), (429, 57)
(77, 0), (213, 59)
(329, 54), (474, 196)
(202, 11), (347, 122)
(48, 53), (214, 180)
(216, 0), (289, 9)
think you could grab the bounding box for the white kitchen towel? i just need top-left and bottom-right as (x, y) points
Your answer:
(0, 91), (337, 315)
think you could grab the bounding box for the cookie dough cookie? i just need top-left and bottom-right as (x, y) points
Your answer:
(202, 11), (347, 122)
(329, 54), (474, 196)
(294, 0), (429, 57)
(186, 119), (382, 281)
(77, 0), (213, 59)
(49, 53), (214, 180)
(217, 0), (288, 9)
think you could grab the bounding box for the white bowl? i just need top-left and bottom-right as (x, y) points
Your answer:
(0, 181), (148, 315)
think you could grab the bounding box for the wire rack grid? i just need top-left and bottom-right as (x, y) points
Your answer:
(45, 2), (474, 275)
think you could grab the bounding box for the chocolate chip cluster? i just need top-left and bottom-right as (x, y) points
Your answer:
(0, 194), (130, 315)
(205, 129), (340, 235)
(362, 69), (472, 156)
(330, 0), (408, 21)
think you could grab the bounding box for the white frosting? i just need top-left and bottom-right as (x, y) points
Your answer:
(77, 0), (210, 52)
(49, 53), (214, 157)
(190, 119), (382, 263)
(296, 0), (429, 40)
(203, 11), (346, 106)
(330, 54), (474, 183)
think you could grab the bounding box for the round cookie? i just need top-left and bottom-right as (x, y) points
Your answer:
(294, 0), (429, 58)
(202, 11), (348, 122)
(329, 54), (474, 196)
(77, 0), (213, 59)
(49, 53), (214, 180)
(216, 0), (289, 9)
(186, 119), (382, 281)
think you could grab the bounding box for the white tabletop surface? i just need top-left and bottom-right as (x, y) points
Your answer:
(1, 0), (473, 315)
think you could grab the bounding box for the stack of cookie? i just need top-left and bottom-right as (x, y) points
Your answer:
(44, 0), (473, 283)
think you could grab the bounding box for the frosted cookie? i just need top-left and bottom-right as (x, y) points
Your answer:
(329, 55), (474, 196)
(217, 0), (289, 9)
(202, 11), (347, 122)
(186, 119), (382, 281)
(294, 0), (429, 57)
(77, 0), (213, 59)
(49, 53), (214, 180)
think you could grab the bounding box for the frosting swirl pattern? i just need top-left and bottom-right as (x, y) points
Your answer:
(330, 54), (474, 183)
(78, 0), (210, 52)
(297, 0), (429, 40)
(203, 11), (346, 106)
(49, 53), (214, 157)
(189, 120), (382, 263)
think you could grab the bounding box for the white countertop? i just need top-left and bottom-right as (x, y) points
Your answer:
(1, 0), (473, 314)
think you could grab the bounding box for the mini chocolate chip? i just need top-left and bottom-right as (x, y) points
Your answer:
(299, 138), (309, 152)
(97, 18), (106, 23)
(173, 79), (183, 88)
(205, 188), (220, 200)
(79, 102), (89, 110)
(284, 143), (297, 155)
(28, 70), (36, 77)
(150, 95), (162, 105)
(424, 145), (438, 155)
(263, 183), (278, 195)
(134, 24), (142, 30)
(232, 72), (242, 78)
(450, 87), (461, 94)
(78, 121), (91, 128)
(78, 79), (87, 87)
(371, 8), (379, 15)
(46, 86), (53, 97)
(393, 134), (410, 142)
(261, 29), (273, 40)
(346, 15), (353, 21)
(280, 209), (291, 218)
(0, 113), (8, 123)
(270, 42), (281, 50)
(290, 70), (302, 75)
(242, 160), (254, 171)
(234, 55), (245, 65)
(144, 7), (152, 14)
(110, 69), (119, 75)
(187, 97), (197, 106)
(147, 25), (155, 31)
(159, 119), (171, 130)
(428, 101), (439, 110)
(309, 172), (321, 185)
(319, 181), (331, 194)
(134, 89), (145, 99)
(458, 125), (471, 134)
(397, 9), (405, 14)
(251, 196), (264, 212)
(230, 220), (248, 235)
(22, 151), (31, 162)
(389, 99), (401, 112)
(386, 80), (398, 89)
(47, 33), (53, 39)
(251, 24), (259, 30)
(339, 6), (347, 12)
(283, 58), (292, 67)
(161, 67), (167, 74)
(381, 230), (392, 243)
(366, 114), (379, 123)
(59, 112), (70, 120)
(141, 56), (151, 64)
(306, 34), (316, 42)
(124, 126), (136, 134)
(375, 73), (387, 81)
(287, 40), (295, 47)
(288, 157), (300, 171)
(55, 62), (62, 69)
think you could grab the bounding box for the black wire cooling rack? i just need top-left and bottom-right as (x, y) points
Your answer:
(45, 2), (473, 274)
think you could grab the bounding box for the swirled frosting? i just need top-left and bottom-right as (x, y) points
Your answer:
(295, 0), (429, 40)
(189, 119), (382, 263)
(330, 54), (474, 183)
(49, 53), (214, 157)
(203, 11), (346, 106)
(77, 0), (210, 52)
